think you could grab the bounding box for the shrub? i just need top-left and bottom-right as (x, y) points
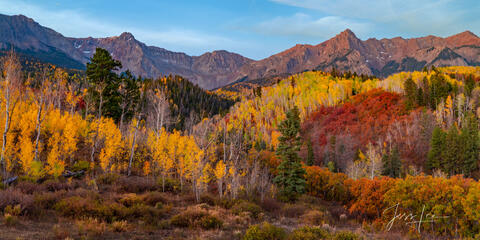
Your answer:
(3, 213), (18, 226)
(16, 181), (43, 194)
(142, 191), (167, 206)
(43, 180), (71, 192)
(4, 204), (22, 216)
(54, 196), (94, 217)
(198, 215), (223, 230)
(334, 231), (361, 240)
(170, 209), (221, 229)
(111, 220), (129, 232)
(97, 173), (120, 185)
(200, 194), (216, 206)
(76, 218), (107, 236)
(216, 198), (238, 209)
(288, 226), (330, 240)
(71, 160), (90, 173)
(259, 198), (282, 213)
(54, 196), (119, 222)
(0, 189), (34, 216)
(232, 201), (263, 219)
(116, 176), (157, 193)
(118, 193), (143, 207)
(243, 222), (286, 240)
(281, 204), (307, 218)
(301, 210), (325, 226)
(345, 177), (395, 219)
(52, 224), (70, 239)
(304, 166), (349, 203)
(34, 191), (63, 210)
(170, 209), (207, 228)
(124, 203), (164, 222)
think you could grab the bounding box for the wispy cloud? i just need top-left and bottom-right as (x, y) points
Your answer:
(270, 0), (480, 37)
(253, 13), (371, 39)
(0, 0), (240, 55)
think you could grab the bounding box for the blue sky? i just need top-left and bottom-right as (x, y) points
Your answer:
(0, 0), (478, 60)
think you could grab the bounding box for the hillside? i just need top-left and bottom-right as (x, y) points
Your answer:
(1, 45), (480, 238)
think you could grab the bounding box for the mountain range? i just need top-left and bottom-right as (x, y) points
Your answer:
(1, 14), (479, 89)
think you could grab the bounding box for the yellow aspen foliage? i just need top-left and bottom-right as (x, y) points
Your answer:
(17, 104), (37, 174)
(445, 95), (453, 113)
(46, 132), (64, 178)
(214, 160), (226, 180)
(147, 128), (173, 178)
(98, 118), (123, 172)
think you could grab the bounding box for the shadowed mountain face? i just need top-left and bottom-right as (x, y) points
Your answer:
(1, 14), (479, 89)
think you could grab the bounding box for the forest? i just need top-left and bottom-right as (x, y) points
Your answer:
(1, 48), (480, 239)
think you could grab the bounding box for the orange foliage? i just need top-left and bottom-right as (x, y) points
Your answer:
(304, 166), (349, 203)
(345, 177), (396, 219)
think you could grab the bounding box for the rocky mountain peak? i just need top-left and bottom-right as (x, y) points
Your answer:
(118, 32), (136, 41)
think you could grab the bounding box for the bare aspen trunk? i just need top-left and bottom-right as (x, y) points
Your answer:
(218, 178), (223, 198)
(90, 93), (103, 172)
(127, 118), (140, 176)
(1, 94), (10, 176)
(33, 98), (44, 162)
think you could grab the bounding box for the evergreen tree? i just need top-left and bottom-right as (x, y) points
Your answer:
(429, 73), (452, 109)
(465, 74), (476, 97)
(460, 114), (479, 176)
(416, 86), (424, 106)
(118, 70), (140, 129)
(427, 127), (446, 171)
(86, 48), (122, 121)
(404, 78), (417, 110)
(382, 146), (401, 178)
(444, 125), (461, 175)
(306, 139), (314, 166)
(273, 106), (306, 202)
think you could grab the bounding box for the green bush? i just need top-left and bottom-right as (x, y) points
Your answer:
(232, 201), (263, 219)
(334, 231), (361, 240)
(288, 226), (330, 240)
(243, 222), (286, 240)
(71, 160), (90, 173)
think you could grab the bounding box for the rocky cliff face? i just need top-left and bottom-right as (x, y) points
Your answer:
(234, 29), (480, 82)
(1, 14), (479, 89)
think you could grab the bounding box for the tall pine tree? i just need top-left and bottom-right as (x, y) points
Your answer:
(382, 146), (401, 178)
(404, 77), (417, 110)
(460, 114), (479, 176)
(86, 48), (122, 121)
(273, 106), (306, 202)
(427, 126), (446, 171)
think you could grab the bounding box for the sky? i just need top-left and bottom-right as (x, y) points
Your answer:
(0, 0), (478, 60)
